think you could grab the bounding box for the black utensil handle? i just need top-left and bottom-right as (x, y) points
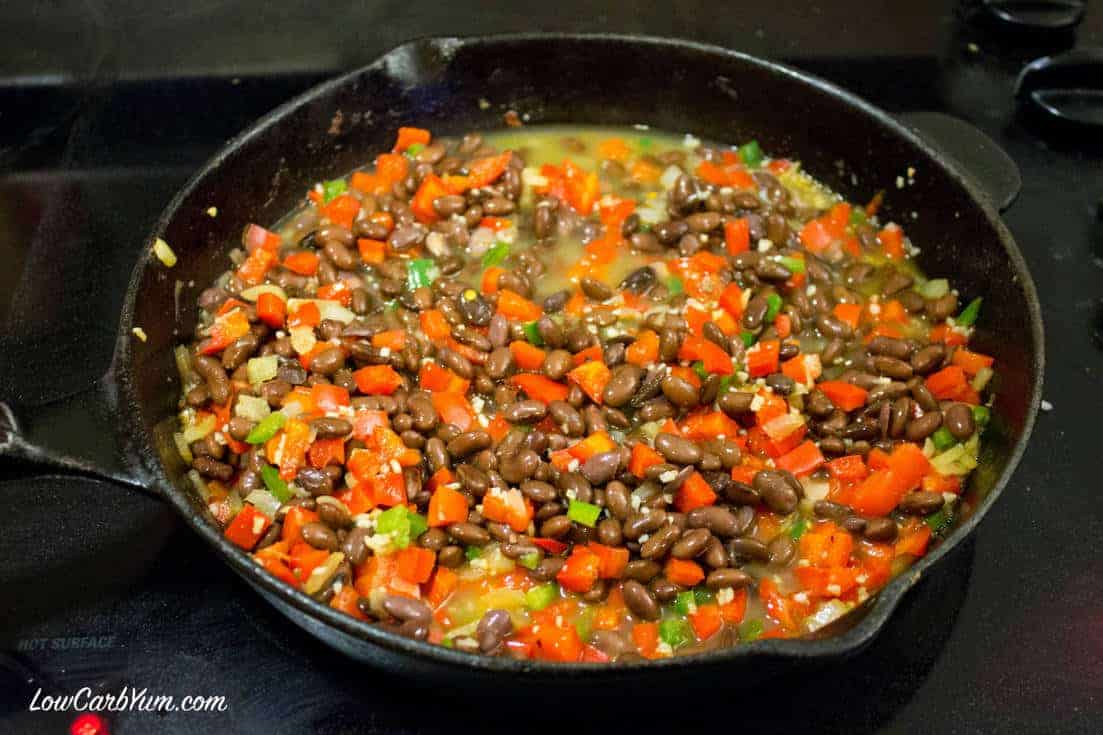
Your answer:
(897, 111), (1022, 212)
(0, 371), (154, 493)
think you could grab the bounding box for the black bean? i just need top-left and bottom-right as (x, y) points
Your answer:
(502, 399), (547, 423)
(868, 336), (914, 360)
(301, 522), (339, 551)
(311, 417), (352, 439)
(603, 364), (642, 407)
(767, 535), (796, 566)
(753, 469), (803, 514)
(863, 517), (898, 542)
(661, 373), (699, 409)
(706, 568), (752, 591)
(640, 523), (681, 559)
(670, 527), (711, 559)
(905, 411), (943, 441)
(581, 451), (621, 485)
(542, 350), (573, 381)
(872, 356), (914, 380)
(728, 537), (771, 563)
(911, 344), (946, 375)
(899, 491), (945, 515)
(540, 515), (572, 539)
(654, 433), (702, 465)
(477, 609), (514, 653)
(447, 430), (492, 457)
(383, 595), (432, 625)
(742, 296), (769, 330)
(622, 580), (661, 621)
(447, 522), (490, 546)
(192, 456), (233, 480)
(944, 402), (976, 440)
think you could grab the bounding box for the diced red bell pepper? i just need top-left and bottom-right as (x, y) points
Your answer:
(688, 603), (723, 641)
(411, 174), (451, 224)
(509, 373), (569, 404)
(510, 341), (548, 371)
(679, 335), (734, 375)
(255, 292), (286, 329)
(827, 454), (869, 483)
(283, 250), (320, 276)
(224, 505), (271, 550)
(665, 558), (705, 587)
(308, 437), (346, 469)
(419, 362), (470, 394)
(243, 223), (282, 253)
(427, 484), (468, 528)
(674, 471), (718, 513)
(353, 365), (404, 395)
(431, 391), (477, 431)
(724, 217), (751, 255)
(393, 126), (430, 152)
(816, 380), (869, 412)
(567, 360), (612, 404)
(496, 289), (543, 321)
(746, 339), (780, 378)
(482, 488), (534, 533)
(395, 546), (436, 585)
(320, 194), (360, 229)
(557, 547), (602, 593)
(775, 440), (825, 477)
(588, 542), (629, 579)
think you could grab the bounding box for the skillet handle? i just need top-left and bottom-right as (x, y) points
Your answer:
(0, 370), (156, 494)
(897, 111), (1022, 212)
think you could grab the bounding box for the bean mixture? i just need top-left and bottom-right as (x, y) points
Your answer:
(174, 124), (994, 662)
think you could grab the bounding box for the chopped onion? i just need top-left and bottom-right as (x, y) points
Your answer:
(244, 488), (282, 518)
(287, 298), (354, 324)
(801, 477), (831, 502)
(174, 345), (202, 391)
(240, 284), (287, 302)
(971, 366), (994, 391)
(805, 600), (850, 632)
(235, 394), (271, 422)
(303, 552), (346, 595)
(467, 226), (496, 257)
(918, 278), (949, 299)
(246, 355), (279, 385)
(153, 238), (177, 267)
(288, 325), (317, 355)
(188, 469), (210, 500)
(174, 432), (194, 463)
(181, 412), (216, 443)
(659, 165), (683, 190)
(930, 443), (978, 476)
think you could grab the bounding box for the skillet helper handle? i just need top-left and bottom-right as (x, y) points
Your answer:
(0, 371), (154, 493)
(897, 111), (1022, 212)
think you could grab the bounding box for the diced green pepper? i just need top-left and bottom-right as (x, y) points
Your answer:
(926, 506), (954, 534)
(778, 256), (806, 274)
(673, 591), (698, 616)
(693, 587), (716, 605)
(659, 618), (695, 649)
(738, 618), (764, 642)
(260, 464), (292, 503)
(522, 320), (544, 346)
(245, 412), (286, 444)
(764, 293), (783, 323)
(525, 583), (559, 611)
(404, 142), (425, 158)
(464, 545), (482, 561)
(665, 276), (684, 295)
(519, 552), (540, 570)
(931, 426), (957, 452)
(956, 297), (982, 327)
(718, 375), (736, 394)
(692, 361), (708, 381)
(376, 506), (428, 549)
(482, 241), (510, 268)
(406, 258), (437, 291)
(848, 207), (868, 227)
(738, 140), (764, 168)
(441, 638), (455, 648)
(972, 405), (991, 430)
(741, 331), (757, 348)
(638, 137), (653, 150)
(574, 606), (595, 641)
(322, 178), (347, 203)
(567, 499), (602, 527)
(787, 514), (808, 540)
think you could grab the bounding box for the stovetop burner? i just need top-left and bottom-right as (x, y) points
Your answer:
(2, 4), (1101, 733)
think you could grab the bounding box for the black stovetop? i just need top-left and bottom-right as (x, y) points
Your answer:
(2, 3), (1101, 734)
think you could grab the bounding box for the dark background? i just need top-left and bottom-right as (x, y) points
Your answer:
(1, 1), (1101, 733)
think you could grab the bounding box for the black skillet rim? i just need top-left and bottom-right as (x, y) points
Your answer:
(119, 32), (1045, 675)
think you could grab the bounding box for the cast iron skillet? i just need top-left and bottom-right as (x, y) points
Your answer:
(0, 34), (1043, 687)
